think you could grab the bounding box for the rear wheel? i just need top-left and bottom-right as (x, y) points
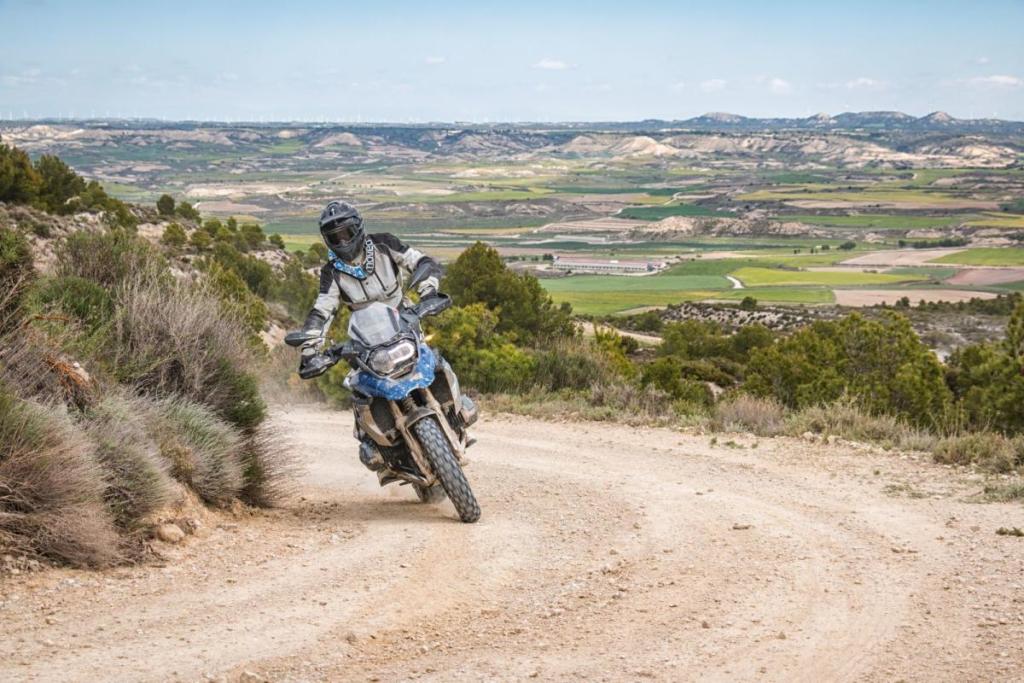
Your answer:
(411, 417), (480, 523)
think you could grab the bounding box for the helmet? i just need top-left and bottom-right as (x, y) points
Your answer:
(319, 200), (364, 261)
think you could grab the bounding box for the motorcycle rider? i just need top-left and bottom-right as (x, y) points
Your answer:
(298, 199), (444, 475)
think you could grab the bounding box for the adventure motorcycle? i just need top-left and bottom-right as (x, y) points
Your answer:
(285, 292), (481, 523)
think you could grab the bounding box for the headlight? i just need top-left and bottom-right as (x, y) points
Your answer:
(369, 340), (417, 376)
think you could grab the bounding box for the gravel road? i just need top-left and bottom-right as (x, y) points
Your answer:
(1, 405), (1022, 682)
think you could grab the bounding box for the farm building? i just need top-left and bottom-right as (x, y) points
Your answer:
(551, 256), (667, 274)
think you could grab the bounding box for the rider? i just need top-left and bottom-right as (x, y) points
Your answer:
(299, 199), (443, 473)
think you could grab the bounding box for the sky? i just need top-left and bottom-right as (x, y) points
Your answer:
(1, 0), (1023, 122)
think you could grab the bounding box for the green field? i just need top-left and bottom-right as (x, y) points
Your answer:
(730, 267), (925, 287)
(617, 204), (733, 220)
(930, 248), (1024, 266)
(785, 214), (962, 230)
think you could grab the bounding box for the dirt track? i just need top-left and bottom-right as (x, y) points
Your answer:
(2, 405), (1023, 682)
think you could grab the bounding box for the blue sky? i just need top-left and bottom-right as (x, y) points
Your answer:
(1, 0), (1022, 121)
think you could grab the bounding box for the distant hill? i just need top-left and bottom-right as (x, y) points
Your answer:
(2, 111), (1023, 135)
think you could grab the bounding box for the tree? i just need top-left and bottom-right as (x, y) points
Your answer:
(0, 144), (41, 204)
(190, 229), (213, 251)
(739, 296), (757, 311)
(745, 312), (952, 428)
(838, 241), (857, 251)
(160, 223), (188, 249)
(176, 200), (200, 221)
(34, 154), (85, 214)
(442, 241), (575, 344)
(240, 223), (265, 251)
(156, 194), (176, 216)
(268, 233), (286, 250)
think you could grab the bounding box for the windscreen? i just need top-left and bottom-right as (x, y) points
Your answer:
(348, 303), (402, 346)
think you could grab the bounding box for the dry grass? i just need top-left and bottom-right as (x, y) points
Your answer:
(110, 270), (266, 429)
(84, 393), (178, 527)
(0, 389), (120, 567)
(711, 394), (786, 436)
(932, 433), (1022, 473)
(238, 423), (298, 507)
(785, 400), (936, 451)
(149, 397), (244, 506)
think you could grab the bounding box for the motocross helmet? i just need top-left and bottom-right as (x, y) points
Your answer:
(319, 200), (364, 261)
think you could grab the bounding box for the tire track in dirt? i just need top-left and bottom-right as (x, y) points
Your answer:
(1, 406), (1022, 682)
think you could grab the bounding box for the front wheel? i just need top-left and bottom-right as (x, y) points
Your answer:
(412, 417), (480, 523)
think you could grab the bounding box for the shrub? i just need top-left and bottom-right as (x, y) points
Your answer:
(426, 302), (536, 393)
(932, 433), (1021, 473)
(785, 400), (935, 451)
(161, 222), (187, 249)
(532, 336), (626, 392)
(712, 394), (785, 435)
(29, 275), (114, 333)
(0, 225), (34, 322)
(83, 393), (177, 527)
(156, 194), (176, 216)
(205, 262), (269, 335)
(150, 398), (243, 506)
(237, 424), (296, 507)
(190, 229), (212, 251)
(746, 312), (952, 429)
(443, 241), (575, 343)
(0, 387), (120, 566)
(109, 271), (266, 430)
(56, 228), (161, 288)
(175, 200), (200, 221)
(269, 233), (286, 250)
(0, 143), (42, 204)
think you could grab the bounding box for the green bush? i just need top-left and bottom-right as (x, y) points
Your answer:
(156, 194), (176, 216)
(57, 228), (162, 288)
(0, 225), (35, 322)
(745, 312), (952, 429)
(640, 357), (711, 405)
(533, 337), (627, 392)
(161, 222), (187, 249)
(0, 144), (41, 204)
(426, 302), (536, 393)
(205, 262), (269, 334)
(175, 200), (200, 221)
(237, 425), (295, 507)
(30, 275), (114, 333)
(711, 394), (785, 435)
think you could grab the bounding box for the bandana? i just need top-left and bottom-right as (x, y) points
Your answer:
(329, 239), (376, 280)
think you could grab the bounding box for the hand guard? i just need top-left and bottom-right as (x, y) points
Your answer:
(416, 275), (439, 298)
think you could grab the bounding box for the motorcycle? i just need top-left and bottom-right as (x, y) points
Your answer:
(284, 291), (481, 523)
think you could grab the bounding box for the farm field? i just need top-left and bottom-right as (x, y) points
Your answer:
(4, 120), (1022, 314)
(930, 248), (1024, 267)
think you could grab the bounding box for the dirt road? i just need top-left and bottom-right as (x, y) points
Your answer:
(2, 405), (1023, 682)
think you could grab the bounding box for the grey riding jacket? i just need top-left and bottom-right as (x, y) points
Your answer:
(302, 233), (441, 340)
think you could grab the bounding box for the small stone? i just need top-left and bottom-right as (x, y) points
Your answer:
(239, 672), (267, 683)
(701, 620), (711, 629)
(155, 524), (185, 544)
(732, 523), (752, 531)
(344, 631), (359, 644)
(776, 631), (787, 640)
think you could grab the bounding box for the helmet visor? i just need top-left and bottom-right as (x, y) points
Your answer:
(322, 217), (361, 250)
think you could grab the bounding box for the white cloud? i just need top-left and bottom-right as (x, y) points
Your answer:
(424, 56), (446, 65)
(699, 78), (726, 92)
(668, 81), (686, 92)
(768, 77), (792, 94)
(974, 56), (991, 66)
(845, 77), (883, 89)
(970, 74), (1022, 87)
(533, 58), (570, 71)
